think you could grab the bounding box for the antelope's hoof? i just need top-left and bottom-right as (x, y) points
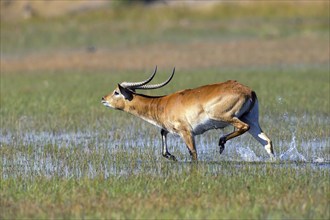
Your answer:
(163, 153), (177, 161)
(219, 138), (226, 154)
(219, 145), (225, 154)
(169, 155), (177, 161)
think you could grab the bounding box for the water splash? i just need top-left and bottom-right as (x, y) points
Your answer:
(236, 146), (261, 162)
(2, 129), (329, 180)
(280, 134), (306, 162)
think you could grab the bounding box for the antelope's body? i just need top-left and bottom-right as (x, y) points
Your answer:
(102, 67), (274, 161)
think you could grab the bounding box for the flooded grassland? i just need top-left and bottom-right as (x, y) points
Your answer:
(1, 68), (329, 219)
(1, 3), (329, 219)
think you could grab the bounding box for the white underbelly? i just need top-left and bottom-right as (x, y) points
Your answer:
(192, 119), (229, 135)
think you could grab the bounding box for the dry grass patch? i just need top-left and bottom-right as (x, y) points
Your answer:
(2, 36), (328, 73)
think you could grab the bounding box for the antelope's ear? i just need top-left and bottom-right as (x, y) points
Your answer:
(118, 84), (133, 101)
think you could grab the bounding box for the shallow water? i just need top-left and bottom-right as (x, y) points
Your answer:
(1, 130), (329, 179)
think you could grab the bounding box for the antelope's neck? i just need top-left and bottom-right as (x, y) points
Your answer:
(124, 94), (164, 128)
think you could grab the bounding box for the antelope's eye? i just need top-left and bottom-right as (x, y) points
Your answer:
(114, 91), (119, 96)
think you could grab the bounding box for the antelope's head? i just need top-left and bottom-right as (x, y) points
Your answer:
(101, 66), (175, 110)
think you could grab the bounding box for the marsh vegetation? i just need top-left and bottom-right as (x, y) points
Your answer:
(1, 2), (329, 219)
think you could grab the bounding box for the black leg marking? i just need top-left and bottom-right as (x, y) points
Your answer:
(161, 129), (177, 161)
(219, 137), (226, 154)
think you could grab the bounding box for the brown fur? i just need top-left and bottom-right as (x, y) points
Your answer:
(102, 79), (274, 161)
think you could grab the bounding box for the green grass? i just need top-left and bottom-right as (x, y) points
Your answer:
(1, 164), (329, 219)
(1, 2), (329, 55)
(1, 2), (329, 219)
(1, 68), (329, 219)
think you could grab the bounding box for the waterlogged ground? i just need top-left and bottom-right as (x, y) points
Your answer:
(1, 112), (329, 218)
(1, 115), (329, 180)
(2, 69), (327, 181)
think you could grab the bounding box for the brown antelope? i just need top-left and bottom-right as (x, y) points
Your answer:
(101, 67), (274, 161)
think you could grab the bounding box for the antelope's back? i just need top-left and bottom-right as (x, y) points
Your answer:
(169, 80), (252, 105)
(161, 80), (253, 119)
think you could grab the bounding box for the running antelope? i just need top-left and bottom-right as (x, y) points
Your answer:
(101, 67), (274, 161)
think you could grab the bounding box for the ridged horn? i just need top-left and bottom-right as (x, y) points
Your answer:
(120, 66), (157, 89)
(137, 67), (175, 90)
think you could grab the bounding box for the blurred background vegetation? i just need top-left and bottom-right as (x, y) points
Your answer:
(1, 0), (328, 67)
(1, 0), (329, 125)
(1, 0), (329, 130)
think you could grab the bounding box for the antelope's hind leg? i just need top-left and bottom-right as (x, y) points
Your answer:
(161, 129), (177, 161)
(243, 121), (275, 158)
(243, 120), (275, 159)
(219, 117), (250, 154)
(240, 101), (275, 158)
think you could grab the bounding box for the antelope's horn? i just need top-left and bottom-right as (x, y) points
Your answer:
(120, 66), (157, 89)
(137, 67), (175, 90)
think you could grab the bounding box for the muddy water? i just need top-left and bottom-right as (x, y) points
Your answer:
(1, 130), (329, 179)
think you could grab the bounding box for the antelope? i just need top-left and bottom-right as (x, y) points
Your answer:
(101, 67), (275, 161)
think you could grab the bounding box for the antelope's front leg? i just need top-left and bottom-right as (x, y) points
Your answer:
(180, 131), (198, 161)
(161, 129), (177, 161)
